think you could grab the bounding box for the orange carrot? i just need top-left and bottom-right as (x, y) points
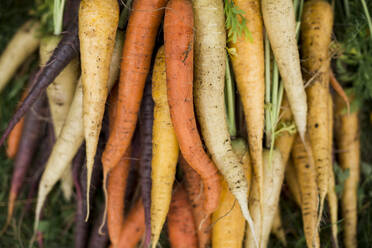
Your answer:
(6, 86), (29, 158)
(117, 199), (145, 248)
(101, 0), (167, 180)
(167, 184), (198, 248)
(180, 156), (211, 248)
(164, 0), (220, 214)
(106, 87), (131, 247)
(107, 152), (131, 247)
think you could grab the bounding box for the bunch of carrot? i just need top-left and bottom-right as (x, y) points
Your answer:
(0, 0), (370, 247)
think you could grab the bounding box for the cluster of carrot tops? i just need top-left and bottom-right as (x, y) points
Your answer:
(0, 0), (371, 247)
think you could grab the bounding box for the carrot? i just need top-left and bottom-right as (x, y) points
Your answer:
(88, 206), (109, 248)
(271, 206), (287, 246)
(6, 85), (30, 158)
(39, 35), (79, 138)
(63, 0), (81, 31)
(261, 0), (307, 140)
(24, 121), (54, 216)
(285, 159), (301, 207)
(3, 91), (47, 232)
(138, 78), (154, 246)
(0, 16), (80, 146)
(33, 32), (124, 234)
(80, 143), (104, 224)
(246, 150), (284, 248)
(292, 136), (319, 248)
(167, 185), (198, 248)
(106, 83), (129, 246)
(275, 95), (296, 166)
(0, 20), (40, 93)
(180, 156), (210, 248)
(334, 93), (360, 248)
(6, 116), (24, 159)
(301, 0), (334, 228)
(327, 93), (339, 248)
(193, 0), (254, 237)
(329, 70), (350, 114)
(150, 46), (179, 248)
(72, 148), (88, 248)
(101, 0), (167, 189)
(107, 151), (131, 247)
(164, 0), (221, 214)
(79, 0), (119, 220)
(212, 139), (251, 248)
(39, 35), (79, 201)
(228, 0), (265, 219)
(117, 199), (146, 248)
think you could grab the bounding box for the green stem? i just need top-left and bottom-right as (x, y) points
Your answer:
(293, 0), (299, 18)
(119, 0), (133, 29)
(360, 0), (372, 39)
(296, 22), (301, 41)
(298, 0), (304, 22)
(264, 33), (271, 148)
(225, 53), (237, 138)
(272, 61), (279, 124)
(53, 0), (66, 35)
(275, 82), (284, 125)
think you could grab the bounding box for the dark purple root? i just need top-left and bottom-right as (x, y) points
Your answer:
(0, 15), (80, 146)
(139, 78), (154, 247)
(9, 91), (47, 206)
(63, 0), (81, 30)
(72, 146), (89, 248)
(24, 120), (54, 214)
(87, 206), (109, 248)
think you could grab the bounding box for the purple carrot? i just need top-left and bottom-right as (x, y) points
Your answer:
(24, 119), (55, 214)
(0, 1), (80, 146)
(72, 147), (88, 248)
(139, 78), (154, 247)
(88, 206), (109, 248)
(63, 0), (81, 30)
(4, 91), (48, 230)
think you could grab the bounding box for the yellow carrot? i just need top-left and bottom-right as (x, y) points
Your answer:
(285, 159), (301, 207)
(228, 0), (265, 219)
(292, 136), (319, 248)
(150, 46), (179, 248)
(79, 0), (119, 219)
(327, 93), (339, 248)
(334, 93), (360, 248)
(301, 0), (334, 227)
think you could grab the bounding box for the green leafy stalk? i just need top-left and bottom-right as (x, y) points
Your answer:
(225, 53), (237, 138)
(224, 0), (252, 43)
(53, 0), (65, 35)
(360, 0), (372, 40)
